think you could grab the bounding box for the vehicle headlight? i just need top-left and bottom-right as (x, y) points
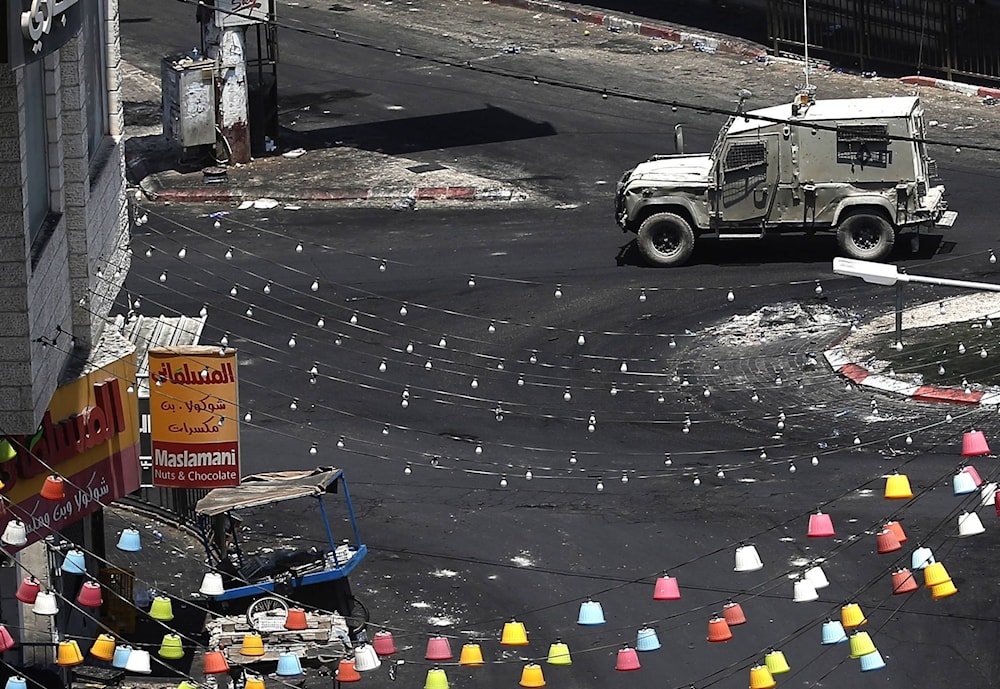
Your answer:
(617, 168), (634, 190)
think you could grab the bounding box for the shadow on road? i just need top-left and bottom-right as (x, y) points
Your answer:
(280, 105), (558, 155)
(125, 104), (558, 180)
(615, 232), (947, 268)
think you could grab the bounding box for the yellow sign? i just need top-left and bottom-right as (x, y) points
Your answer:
(0, 352), (141, 545)
(149, 346), (240, 488)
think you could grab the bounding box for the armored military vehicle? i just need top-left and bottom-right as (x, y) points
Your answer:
(615, 93), (954, 266)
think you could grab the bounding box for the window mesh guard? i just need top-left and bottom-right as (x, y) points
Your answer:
(724, 142), (766, 172)
(837, 125), (889, 144)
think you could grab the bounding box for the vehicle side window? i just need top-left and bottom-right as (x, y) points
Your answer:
(723, 141), (767, 172)
(837, 124), (891, 167)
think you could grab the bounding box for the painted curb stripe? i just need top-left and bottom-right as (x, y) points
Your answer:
(839, 363), (870, 383)
(912, 386), (983, 405)
(858, 375), (919, 396)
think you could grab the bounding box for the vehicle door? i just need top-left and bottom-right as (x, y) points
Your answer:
(713, 135), (779, 224)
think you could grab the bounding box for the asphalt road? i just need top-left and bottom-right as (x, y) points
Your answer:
(121, 1), (1000, 687)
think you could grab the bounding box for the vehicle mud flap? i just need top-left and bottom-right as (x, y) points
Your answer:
(911, 233), (920, 253)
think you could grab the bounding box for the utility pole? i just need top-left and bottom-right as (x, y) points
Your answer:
(200, 4), (251, 164)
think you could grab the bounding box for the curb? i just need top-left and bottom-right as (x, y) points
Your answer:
(900, 75), (1000, 100)
(823, 348), (998, 407)
(144, 185), (523, 204)
(488, 0), (767, 57)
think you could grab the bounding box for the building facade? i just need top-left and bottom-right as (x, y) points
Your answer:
(1, 0), (130, 436)
(0, 0), (140, 669)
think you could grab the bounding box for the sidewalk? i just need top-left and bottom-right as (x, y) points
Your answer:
(99, 505), (210, 688)
(824, 293), (1000, 407)
(127, 130), (533, 207)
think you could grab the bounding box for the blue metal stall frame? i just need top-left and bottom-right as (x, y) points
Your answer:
(194, 467), (368, 602)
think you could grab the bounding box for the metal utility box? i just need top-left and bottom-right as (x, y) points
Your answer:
(161, 53), (217, 147)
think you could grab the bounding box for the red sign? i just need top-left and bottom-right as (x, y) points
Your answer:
(150, 441), (240, 488)
(1, 378), (127, 493)
(13, 446), (139, 543)
(0, 355), (141, 548)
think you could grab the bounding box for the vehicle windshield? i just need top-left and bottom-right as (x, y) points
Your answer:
(710, 116), (734, 161)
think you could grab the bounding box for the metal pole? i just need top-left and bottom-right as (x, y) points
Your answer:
(802, 0), (810, 91)
(904, 273), (1000, 293)
(201, 8), (251, 164)
(895, 282), (904, 345)
(217, 24), (252, 163)
(316, 496), (338, 554)
(340, 475), (364, 548)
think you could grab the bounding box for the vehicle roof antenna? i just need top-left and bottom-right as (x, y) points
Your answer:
(791, 0), (816, 117)
(736, 88), (753, 116)
(797, 0), (816, 106)
(802, 0), (810, 93)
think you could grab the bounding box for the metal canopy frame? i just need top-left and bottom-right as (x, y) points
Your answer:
(194, 467), (365, 599)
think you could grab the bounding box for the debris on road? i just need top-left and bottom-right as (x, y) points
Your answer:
(708, 303), (848, 347)
(391, 195), (417, 211)
(207, 610), (349, 665)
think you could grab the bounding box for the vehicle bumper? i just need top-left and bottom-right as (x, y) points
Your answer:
(921, 184), (947, 220)
(935, 209), (958, 228)
(614, 169), (633, 231)
(906, 184), (954, 229)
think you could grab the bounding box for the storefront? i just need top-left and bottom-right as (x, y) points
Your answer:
(0, 351), (141, 668)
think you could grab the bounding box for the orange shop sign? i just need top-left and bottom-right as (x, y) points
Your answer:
(149, 346), (240, 488)
(0, 353), (141, 547)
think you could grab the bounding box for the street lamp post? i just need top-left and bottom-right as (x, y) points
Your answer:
(832, 258), (1000, 346)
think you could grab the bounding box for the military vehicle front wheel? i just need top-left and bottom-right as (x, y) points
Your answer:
(637, 213), (695, 267)
(837, 213), (895, 261)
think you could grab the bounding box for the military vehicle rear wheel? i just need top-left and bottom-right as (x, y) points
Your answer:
(837, 213), (895, 261)
(637, 212), (695, 267)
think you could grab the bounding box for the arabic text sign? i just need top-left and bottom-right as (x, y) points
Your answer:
(12, 446), (139, 546)
(0, 353), (141, 548)
(149, 346), (240, 488)
(4, 0), (83, 67)
(216, 0), (272, 27)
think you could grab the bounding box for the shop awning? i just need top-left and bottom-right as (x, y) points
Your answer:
(195, 467), (342, 516)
